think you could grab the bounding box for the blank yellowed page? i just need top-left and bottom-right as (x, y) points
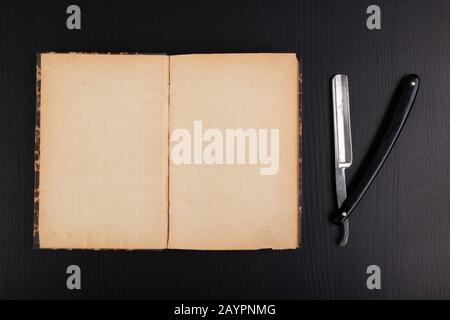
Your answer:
(169, 53), (299, 250)
(37, 53), (169, 249)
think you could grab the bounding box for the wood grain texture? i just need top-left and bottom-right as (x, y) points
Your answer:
(0, 0), (449, 299)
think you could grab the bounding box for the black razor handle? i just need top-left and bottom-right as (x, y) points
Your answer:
(334, 74), (420, 224)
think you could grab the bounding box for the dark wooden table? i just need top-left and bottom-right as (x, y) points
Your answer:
(0, 0), (449, 299)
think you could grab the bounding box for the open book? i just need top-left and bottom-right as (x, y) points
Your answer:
(34, 53), (301, 250)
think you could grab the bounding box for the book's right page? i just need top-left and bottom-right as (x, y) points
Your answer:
(168, 53), (300, 250)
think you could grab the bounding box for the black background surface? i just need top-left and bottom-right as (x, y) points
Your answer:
(0, 0), (449, 299)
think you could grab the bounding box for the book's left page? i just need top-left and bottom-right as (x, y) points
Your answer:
(35, 53), (169, 249)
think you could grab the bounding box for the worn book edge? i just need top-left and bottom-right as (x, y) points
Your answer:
(33, 53), (41, 249)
